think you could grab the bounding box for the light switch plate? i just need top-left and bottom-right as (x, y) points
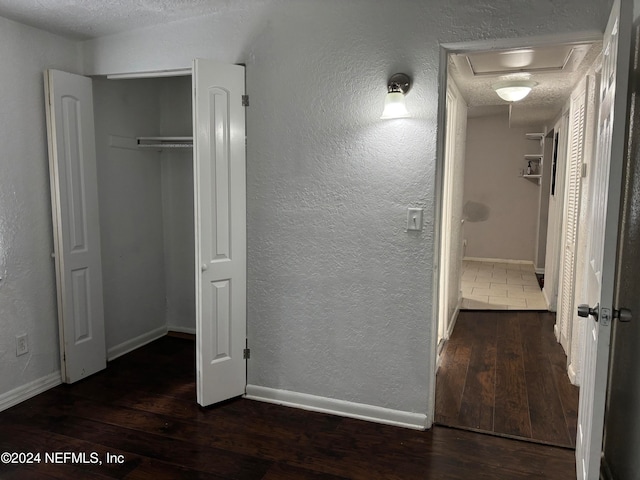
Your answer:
(407, 207), (423, 231)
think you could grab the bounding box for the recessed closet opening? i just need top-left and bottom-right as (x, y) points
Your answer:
(92, 74), (196, 362)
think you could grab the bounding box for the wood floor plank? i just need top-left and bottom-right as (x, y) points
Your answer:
(0, 334), (577, 479)
(458, 313), (497, 430)
(494, 313), (532, 438)
(549, 349), (580, 447)
(520, 313), (573, 446)
(435, 341), (472, 423)
(436, 310), (579, 448)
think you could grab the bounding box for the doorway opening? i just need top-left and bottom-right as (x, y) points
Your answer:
(45, 60), (247, 408)
(94, 74), (196, 365)
(433, 36), (602, 446)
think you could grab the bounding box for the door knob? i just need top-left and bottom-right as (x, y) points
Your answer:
(578, 303), (599, 321)
(201, 264), (208, 272)
(615, 308), (633, 323)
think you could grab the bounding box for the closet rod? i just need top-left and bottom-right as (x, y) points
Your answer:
(137, 136), (193, 149)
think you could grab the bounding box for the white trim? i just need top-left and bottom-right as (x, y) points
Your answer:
(568, 362), (580, 386)
(440, 31), (602, 55)
(107, 326), (167, 361)
(543, 287), (556, 312)
(463, 256), (534, 266)
(436, 338), (446, 371)
(0, 372), (62, 413)
(437, 294), (462, 371)
(535, 268), (545, 275)
(436, 295), (462, 372)
(245, 385), (428, 431)
(446, 296), (462, 340)
(167, 326), (196, 335)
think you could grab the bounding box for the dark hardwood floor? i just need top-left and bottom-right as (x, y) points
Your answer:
(435, 310), (579, 448)
(0, 334), (576, 479)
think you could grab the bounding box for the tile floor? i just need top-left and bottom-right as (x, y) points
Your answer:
(461, 259), (548, 310)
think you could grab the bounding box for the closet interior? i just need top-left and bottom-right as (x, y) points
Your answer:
(92, 75), (195, 357)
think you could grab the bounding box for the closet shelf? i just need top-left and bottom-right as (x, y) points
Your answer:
(137, 136), (193, 149)
(525, 133), (545, 141)
(524, 154), (543, 161)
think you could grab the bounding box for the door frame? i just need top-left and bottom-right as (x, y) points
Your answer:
(429, 31), (604, 428)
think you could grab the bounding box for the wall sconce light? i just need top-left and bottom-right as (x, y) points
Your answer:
(492, 80), (537, 102)
(381, 73), (411, 119)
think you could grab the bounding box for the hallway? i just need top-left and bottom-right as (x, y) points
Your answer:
(435, 310), (578, 448)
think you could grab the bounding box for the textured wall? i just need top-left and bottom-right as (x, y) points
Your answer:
(463, 113), (543, 261)
(81, 0), (611, 416)
(0, 17), (80, 396)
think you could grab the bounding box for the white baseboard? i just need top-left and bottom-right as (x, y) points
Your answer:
(0, 372), (62, 413)
(463, 256), (534, 266)
(543, 288), (556, 312)
(245, 385), (428, 431)
(535, 268), (545, 275)
(446, 296), (461, 340)
(167, 326), (196, 335)
(567, 363), (580, 386)
(554, 323), (561, 342)
(107, 326), (167, 361)
(437, 295), (462, 373)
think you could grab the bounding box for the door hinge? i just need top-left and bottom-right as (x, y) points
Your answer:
(242, 95), (249, 107)
(243, 348), (250, 359)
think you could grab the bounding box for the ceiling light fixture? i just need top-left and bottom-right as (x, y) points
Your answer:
(492, 80), (537, 102)
(381, 73), (411, 119)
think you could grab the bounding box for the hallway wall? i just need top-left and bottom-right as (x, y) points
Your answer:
(463, 112), (543, 262)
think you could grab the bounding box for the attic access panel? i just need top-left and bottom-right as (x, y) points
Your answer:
(452, 43), (593, 78)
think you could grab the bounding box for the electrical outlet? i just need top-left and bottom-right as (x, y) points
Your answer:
(16, 334), (28, 356)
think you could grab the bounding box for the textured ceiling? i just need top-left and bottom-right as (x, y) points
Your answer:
(0, 1), (602, 129)
(0, 0), (247, 39)
(450, 42), (601, 128)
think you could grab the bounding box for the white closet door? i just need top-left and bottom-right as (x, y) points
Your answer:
(44, 70), (106, 383)
(557, 78), (588, 356)
(193, 59), (247, 406)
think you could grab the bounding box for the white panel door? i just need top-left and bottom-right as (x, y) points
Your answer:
(193, 59), (247, 406)
(44, 70), (106, 383)
(575, 0), (631, 478)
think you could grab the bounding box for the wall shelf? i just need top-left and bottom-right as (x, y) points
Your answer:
(525, 132), (545, 141)
(522, 132), (545, 185)
(521, 174), (542, 185)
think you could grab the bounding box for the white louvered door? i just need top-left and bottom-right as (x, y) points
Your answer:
(557, 79), (588, 356)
